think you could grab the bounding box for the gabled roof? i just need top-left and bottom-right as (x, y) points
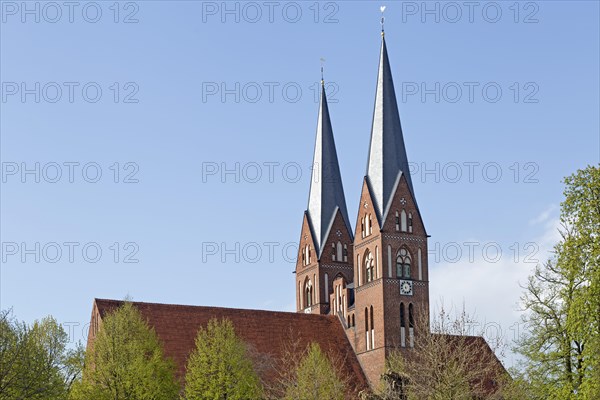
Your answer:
(92, 299), (368, 396)
(434, 334), (508, 392)
(366, 34), (417, 224)
(307, 82), (353, 257)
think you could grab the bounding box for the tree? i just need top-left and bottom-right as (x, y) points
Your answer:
(0, 310), (83, 400)
(183, 318), (263, 400)
(70, 302), (179, 400)
(515, 258), (585, 399)
(515, 165), (599, 399)
(560, 165), (600, 398)
(282, 342), (346, 400)
(380, 305), (509, 400)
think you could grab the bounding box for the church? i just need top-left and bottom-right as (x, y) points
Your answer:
(86, 28), (503, 397)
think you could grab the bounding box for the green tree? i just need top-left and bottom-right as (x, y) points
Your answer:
(516, 258), (585, 399)
(0, 310), (83, 400)
(70, 302), (179, 400)
(283, 342), (345, 400)
(560, 165), (600, 398)
(183, 318), (262, 400)
(515, 165), (599, 399)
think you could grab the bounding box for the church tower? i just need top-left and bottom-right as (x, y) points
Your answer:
(295, 79), (354, 317)
(351, 30), (430, 385)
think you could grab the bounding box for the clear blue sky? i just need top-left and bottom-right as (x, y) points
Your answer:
(1, 1), (598, 367)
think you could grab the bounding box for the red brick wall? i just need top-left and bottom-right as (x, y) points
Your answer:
(356, 347), (387, 389)
(295, 210), (353, 315)
(294, 174), (431, 390)
(349, 175), (430, 389)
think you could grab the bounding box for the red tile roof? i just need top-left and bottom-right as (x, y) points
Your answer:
(92, 299), (369, 397)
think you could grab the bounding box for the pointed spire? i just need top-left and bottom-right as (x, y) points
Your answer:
(366, 32), (416, 224)
(307, 78), (352, 257)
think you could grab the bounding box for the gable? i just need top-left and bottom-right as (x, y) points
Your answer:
(354, 177), (383, 236)
(320, 208), (354, 264)
(297, 212), (318, 271)
(380, 172), (427, 235)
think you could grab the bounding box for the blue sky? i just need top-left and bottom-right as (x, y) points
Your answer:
(1, 1), (598, 367)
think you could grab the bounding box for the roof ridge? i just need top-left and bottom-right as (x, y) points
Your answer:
(94, 298), (338, 320)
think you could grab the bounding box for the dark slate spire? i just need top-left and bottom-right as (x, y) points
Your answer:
(366, 33), (416, 224)
(307, 81), (352, 257)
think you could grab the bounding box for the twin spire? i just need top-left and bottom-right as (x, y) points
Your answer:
(307, 80), (352, 257)
(306, 25), (414, 257)
(366, 35), (416, 224)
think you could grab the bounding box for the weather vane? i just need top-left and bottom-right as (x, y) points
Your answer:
(380, 6), (386, 35)
(320, 57), (326, 83)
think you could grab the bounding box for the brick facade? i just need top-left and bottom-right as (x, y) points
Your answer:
(297, 173), (431, 388)
(295, 209), (353, 315)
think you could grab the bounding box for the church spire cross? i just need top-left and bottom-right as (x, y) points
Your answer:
(320, 57), (325, 84)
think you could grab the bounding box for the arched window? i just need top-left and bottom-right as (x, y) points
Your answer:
(313, 274), (317, 304)
(400, 303), (406, 347)
(357, 254), (361, 285)
(337, 241), (343, 262)
(408, 303), (415, 348)
(324, 273), (329, 303)
(401, 210), (407, 232)
(375, 246), (379, 280)
(369, 214), (373, 235)
(304, 245), (307, 265)
(396, 248), (412, 279)
(361, 217), (365, 238)
(305, 280), (313, 308)
(370, 305), (375, 349)
(365, 251), (375, 283)
(400, 303), (405, 328)
(418, 248), (422, 280)
(365, 307), (370, 350)
(395, 211), (400, 231)
(387, 245), (393, 278)
(343, 244), (348, 262)
(304, 245), (311, 266)
(365, 306), (375, 350)
(331, 243), (336, 261)
(408, 212), (413, 233)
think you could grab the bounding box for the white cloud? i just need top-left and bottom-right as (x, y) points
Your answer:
(429, 205), (561, 369)
(529, 204), (558, 226)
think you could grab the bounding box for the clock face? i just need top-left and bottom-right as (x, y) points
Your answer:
(400, 280), (413, 296)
